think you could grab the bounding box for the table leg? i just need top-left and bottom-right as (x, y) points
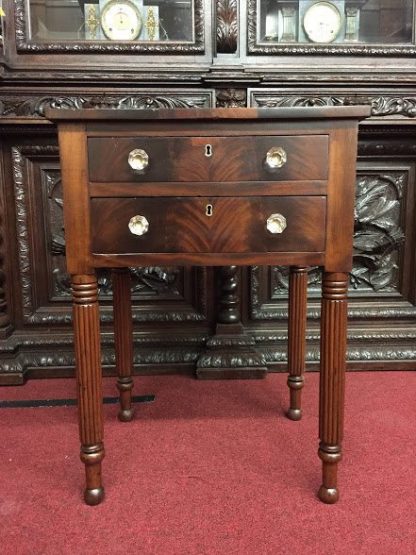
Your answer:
(72, 274), (105, 506)
(112, 268), (134, 422)
(286, 266), (308, 421)
(318, 271), (348, 504)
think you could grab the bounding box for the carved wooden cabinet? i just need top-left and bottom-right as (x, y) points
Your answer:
(1, 0), (416, 383)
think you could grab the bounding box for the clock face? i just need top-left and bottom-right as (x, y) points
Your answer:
(100, 0), (143, 41)
(303, 2), (343, 43)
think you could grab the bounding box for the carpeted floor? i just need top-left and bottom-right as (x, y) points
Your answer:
(0, 371), (415, 554)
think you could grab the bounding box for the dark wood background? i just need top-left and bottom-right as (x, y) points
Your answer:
(1, 0), (416, 383)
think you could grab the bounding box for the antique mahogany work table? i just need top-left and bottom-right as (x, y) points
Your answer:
(46, 106), (370, 506)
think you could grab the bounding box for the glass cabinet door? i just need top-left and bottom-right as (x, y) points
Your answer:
(20, 0), (202, 51)
(251, 0), (415, 52)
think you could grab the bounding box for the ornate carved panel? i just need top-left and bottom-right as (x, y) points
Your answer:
(0, 90), (215, 119)
(216, 0), (238, 54)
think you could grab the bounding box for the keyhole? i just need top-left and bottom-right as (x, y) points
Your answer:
(205, 144), (213, 157)
(205, 204), (213, 217)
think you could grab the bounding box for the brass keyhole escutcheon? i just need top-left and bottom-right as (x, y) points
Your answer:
(205, 204), (213, 217)
(205, 144), (213, 157)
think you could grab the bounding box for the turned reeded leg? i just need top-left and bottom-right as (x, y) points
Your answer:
(72, 274), (105, 506)
(318, 272), (348, 504)
(287, 266), (308, 421)
(112, 269), (134, 422)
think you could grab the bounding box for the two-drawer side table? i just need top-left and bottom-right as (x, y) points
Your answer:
(46, 106), (370, 506)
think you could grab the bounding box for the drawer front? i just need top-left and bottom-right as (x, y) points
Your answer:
(88, 135), (328, 183)
(90, 196), (326, 254)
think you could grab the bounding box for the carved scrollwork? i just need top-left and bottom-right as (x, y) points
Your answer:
(251, 94), (416, 118)
(14, 0), (205, 53)
(0, 93), (214, 119)
(216, 0), (238, 54)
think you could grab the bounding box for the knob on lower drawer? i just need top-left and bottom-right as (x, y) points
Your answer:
(128, 149), (149, 172)
(128, 215), (149, 236)
(267, 213), (287, 234)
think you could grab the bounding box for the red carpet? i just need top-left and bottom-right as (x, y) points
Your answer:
(0, 372), (415, 554)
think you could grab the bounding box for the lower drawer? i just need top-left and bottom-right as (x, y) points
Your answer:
(90, 196), (326, 254)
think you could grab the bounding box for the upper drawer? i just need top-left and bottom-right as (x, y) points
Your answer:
(87, 135), (328, 183)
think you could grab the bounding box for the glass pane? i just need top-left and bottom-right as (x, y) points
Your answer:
(27, 0), (195, 43)
(258, 0), (414, 45)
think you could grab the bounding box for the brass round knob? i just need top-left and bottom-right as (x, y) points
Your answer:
(265, 147), (287, 171)
(128, 215), (149, 236)
(128, 149), (149, 172)
(267, 213), (287, 234)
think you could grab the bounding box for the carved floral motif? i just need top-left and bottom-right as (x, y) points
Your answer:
(352, 173), (405, 291)
(0, 93), (213, 118)
(252, 94), (416, 118)
(217, 0), (238, 54)
(216, 89), (246, 108)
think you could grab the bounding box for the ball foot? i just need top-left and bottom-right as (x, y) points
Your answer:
(84, 487), (105, 506)
(286, 408), (302, 421)
(318, 485), (339, 504)
(118, 408), (134, 422)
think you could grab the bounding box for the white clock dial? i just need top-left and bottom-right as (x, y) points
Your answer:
(100, 0), (143, 41)
(303, 2), (343, 44)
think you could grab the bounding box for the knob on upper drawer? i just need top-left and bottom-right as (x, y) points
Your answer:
(128, 149), (149, 172)
(265, 147), (287, 171)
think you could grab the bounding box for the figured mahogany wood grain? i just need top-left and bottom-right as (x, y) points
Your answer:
(90, 196), (326, 254)
(88, 135), (328, 182)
